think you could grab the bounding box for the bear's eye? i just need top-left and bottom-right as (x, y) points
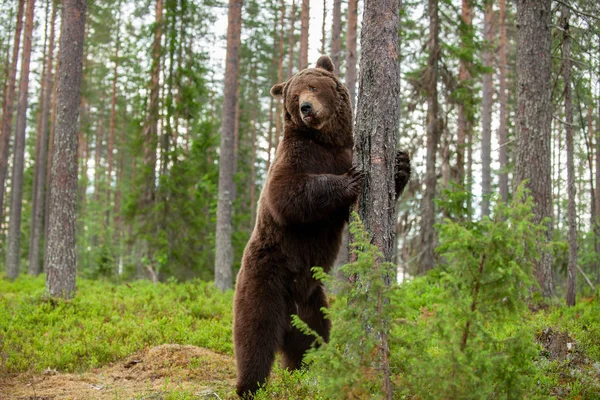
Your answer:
(293, 94), (299, 101)
(309, 86), (317, 92)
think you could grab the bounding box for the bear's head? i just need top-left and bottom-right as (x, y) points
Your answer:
(270, 55), (353, 147)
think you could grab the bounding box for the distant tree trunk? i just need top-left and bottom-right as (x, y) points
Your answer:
(298, 0), (309, 70)
(562, 7), (576, 307)
(94, 111), (104, 205)
(29, 0), (57, 276)
(418, 0), (441, 273)
(515, 0), (554, 297)
(287, 0), (296, 79)
(596, 3), (600, 284)
(266, 95), (274, 171)
(353, 0), (401, 397)
(250, 106), (258, 229)
(274, 0), (285, 153)
(320, 0), (326, 55)
(455, 0), (472, 187)
(480, 0), (493, 217)
(214, 0), (243, 292)
(5, 0), (36, 280)
(345, 0), (358, 110)
(497, 0), (509, 202)
(0, 0), (24, 226)
(106, 12), (120, 226)
(330, 0), (342, 75)
(45, 0), (86, 299)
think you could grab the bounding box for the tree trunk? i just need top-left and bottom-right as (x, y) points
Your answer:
(455, 0), (472, 187)
(353, 0), (401, 397)
(562, 7), (576, 307)
(596, 1), (600, 284)
(287, 0), (296, 79)
(266, 95), (274, 171)
(106, 11), (120, 227)
(0, 0), (24, 226)
(274, 0), (285, 155)
(214, 0), (243, 292)
(345, 0), (358, 110)
(5, 0), (36, 280)
(497, 0), (509, 202)
(330, 0), (342, 75)
(320, 0), (326, 55)
(45, 0), (86, 299)
(480, 0), (493, 217)
(45, 40), (60, 247)
(514, 0), (554, 297)
(418, 0), (441, 273)
(29, 0), (57, 276)
(298, 0), (309, 70)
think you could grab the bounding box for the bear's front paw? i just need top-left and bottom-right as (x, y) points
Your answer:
(395, 150), (411, 199)
(345, 166), (365, 199)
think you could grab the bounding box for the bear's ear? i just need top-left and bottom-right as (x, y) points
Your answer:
(316, 55), (334, 73)
(270, 82), (285, 98)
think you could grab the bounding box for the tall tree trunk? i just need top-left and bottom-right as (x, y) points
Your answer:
(45, 40), (60, 247)
(0, 0), (24, 224)
(562, 7), (576, 307)
(29, 0), (57, 275)
(418, 0), (441, 273)
(353, 0), (401, 397)
(456, 0), (472, 187)
(345, 0), (358, 110)
(287, 0), (296, 79)
(5, 0), (36, 280)
(515, 0), (554, 297)
(480, 0), (493, 217)
(250, 106), (257, 229)
(266, 95), (274, 171)
(275, 0), (285, 153)
(497, 0), (509, 202)
(214, 0), (243, 292)
(298, 0), (309, 70)
(45, 0), (86, 299)
(596, 2), (600, 284)
(330, 0), (342, 75)
(320, 0), (326, 55)
(106, 10), (120, 227)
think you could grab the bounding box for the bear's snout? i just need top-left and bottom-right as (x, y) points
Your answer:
(300, 102), (313, 115)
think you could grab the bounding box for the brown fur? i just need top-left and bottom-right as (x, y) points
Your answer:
(233, 56), (410, 398)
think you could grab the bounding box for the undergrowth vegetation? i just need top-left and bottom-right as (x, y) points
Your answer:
(2, 188), (600, 399)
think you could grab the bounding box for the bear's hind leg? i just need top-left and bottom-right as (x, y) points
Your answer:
(281, 286), (331, 370)
(234, 284), (287, 397)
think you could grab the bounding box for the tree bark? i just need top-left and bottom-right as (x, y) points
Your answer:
(497, 0), (509, 202)
(287, 0), (296, 79)
(45, 0), (86, 299)
(455, 0), (472, 188)
(298, 0), (309, 70)
(0, 0), (24, 227)
(5, 0), (36, 280)
(345, 0), (358, 110)
(514, 0), (554, 297)
(353, 0), (401, 397)
(561, 7), (576, 307)
(320, 0), (326, 55)
(480, 0), (493, 217)
(330, 0), (342, 75)
(106, 9), (120, 227)
(418, 0), (441, 273)
(214, 0), (243, 292)
(29, 0), (57, 275)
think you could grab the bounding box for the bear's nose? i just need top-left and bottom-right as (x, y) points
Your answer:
(300, 102), (313, 115)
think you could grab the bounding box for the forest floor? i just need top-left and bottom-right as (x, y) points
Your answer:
(1, 344), (237, 399)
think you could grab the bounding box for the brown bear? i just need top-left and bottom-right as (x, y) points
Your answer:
(233, 55), (410, 398)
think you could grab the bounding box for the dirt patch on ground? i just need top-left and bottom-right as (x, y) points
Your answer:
(0, 345), (236, 399)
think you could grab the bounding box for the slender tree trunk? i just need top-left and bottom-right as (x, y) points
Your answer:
(497, 0), (509, 202)
(275, 0), (285, 152)
(287, 0), (296, 79)
(456, 0), (472, 187)
(353, 1), (401, 397)
(94, 111), (104, 205)
(214, 0), (243, 292)
(330, 0), (342, 75)
(29, 0), (57, 275)
(0, 0), (24, 224)
(480, 0), (493, 217)
(266, 95), (274, 171)
(45, 40), (60, 246)
(106, 10), (120, 227)
(250, 106), (257, 229)
(418, 0), (441, 273)
(5, 0), (36, 280)
(561, 7), (576, 306)
(596, 4), (600, 284)
(345, 0), (358, 110)
(45, 0), (86, 299)
(320, 0), (326, 55)
(515, 0), (554, 297)
(298, 0), (309, 70)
